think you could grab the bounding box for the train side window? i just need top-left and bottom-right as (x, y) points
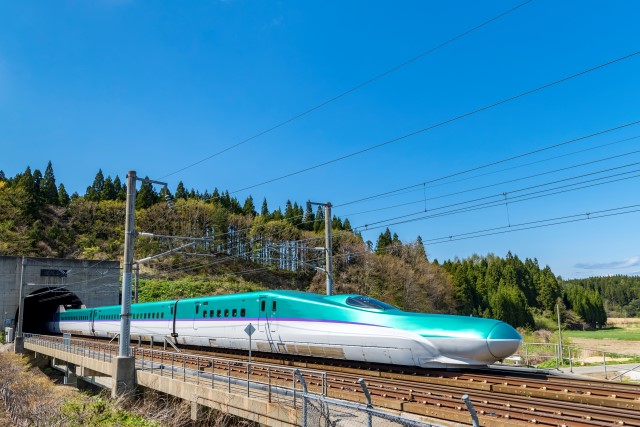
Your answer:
(272, 301), (277, 312)
(209, 310), (213, 317)
(224, 309), (229, 317)
(203, 311), (207, 318)
(216, 310), (221, 317)
(261, 300), (265, 311)
(240, 308), (246, 317)
(161, 312), (164, 319)
(232, 309), (237, 317)
(144, 313), (147, 319)
(196, 305), (199, 314)
(171, 306), (174, 315)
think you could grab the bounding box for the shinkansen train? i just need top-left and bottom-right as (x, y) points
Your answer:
(47, 290), (521, 367)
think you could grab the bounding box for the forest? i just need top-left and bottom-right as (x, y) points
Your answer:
(0, 162), (635, 329)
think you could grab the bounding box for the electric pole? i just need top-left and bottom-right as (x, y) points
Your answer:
(311, 201), (334, 295)
(118, 171), (137, 358)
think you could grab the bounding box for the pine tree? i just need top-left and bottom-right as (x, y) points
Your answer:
(113, 176), (126, 201)
(175, 182), (188, 200)
(342, 218), (352, 232)
(16, 166), (38, 216)
(242, 195), (256, 216)
(212, 188), (220, 204)
(41, 161), (59, 205)
(85, 169), (105, 201)
(32, 168), (43, 206)
(375, 228), (393, 254)
(101, 176), (117, 200)
(313, 206), (324, 233)
(302, 201), (315, 230)
(332, 216), (343, 230)
(284, 200), (294, 222)
(272, 208), (284, 221)
(0, 170), (5, 181)
(260, 197), (269, 218)
(136, 177), (159, 208)
(58, 183), (70, 206)
(415, 235), (426, 259)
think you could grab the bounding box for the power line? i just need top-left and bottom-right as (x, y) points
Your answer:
(335, 121), (640, 208)
(355, 168), (640, 231)
(343, 146), (640, 217)
(160, 0), (534, 180)
(423, 204), (640, 244)
(230, 52), (640, 195)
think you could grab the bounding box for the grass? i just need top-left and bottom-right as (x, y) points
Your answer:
(562, 327), (640, 341)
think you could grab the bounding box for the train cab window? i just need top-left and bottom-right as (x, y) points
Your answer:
(224, 309), (229, 317)
(345, 296), (396, 310)
(232, 309), (237, 317)
(261, 301), (265, 312)
(272, 301), (277, 312)
(240, 308), (246, 317)
(216, 310), (221, 317)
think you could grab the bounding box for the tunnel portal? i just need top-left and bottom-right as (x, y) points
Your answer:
(19, 287), (84, 334)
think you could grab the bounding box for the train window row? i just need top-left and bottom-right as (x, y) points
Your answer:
(132, 312), (165, 320)
(201, 308), (246, 318)
(63, 315), (88, 320)
(98, 314), (118, 320)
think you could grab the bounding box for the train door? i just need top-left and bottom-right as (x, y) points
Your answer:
(193, 301), (202, 330)
(258, 297), (266, 332)
(268, 298), (277, 333)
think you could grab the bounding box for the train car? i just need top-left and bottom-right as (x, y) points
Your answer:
(48, 290), (521, 367)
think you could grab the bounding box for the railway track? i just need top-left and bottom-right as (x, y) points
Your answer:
(34, 335), (640, 426)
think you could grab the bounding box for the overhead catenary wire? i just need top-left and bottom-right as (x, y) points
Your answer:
(355, 170), (640, 232)
(335, 121), (640, 208)
(422, 204), (640, 245)
(160, 0), (534, 180)
(343, 145), (640, 217)
(230, 52), (640, 195)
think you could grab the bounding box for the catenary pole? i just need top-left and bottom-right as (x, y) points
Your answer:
(324, 202), (334, 296)
(119, 171), (137, 357)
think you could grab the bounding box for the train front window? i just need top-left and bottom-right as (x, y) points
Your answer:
(345, 296), (396, 310)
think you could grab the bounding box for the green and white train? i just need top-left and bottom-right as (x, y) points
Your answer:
(48, 290), (521, 367)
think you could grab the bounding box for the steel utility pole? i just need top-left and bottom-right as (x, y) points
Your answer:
(324, 202), (333, 296)
(310, 201), (334, 295)
(118, 171), (137, 358)
(13, 257), (26, 353)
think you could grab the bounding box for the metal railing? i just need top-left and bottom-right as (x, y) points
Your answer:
(298, 373), (449, 427)
(23, 333), (327, 406)
(136, 346), (327, 406)
(501, 341), (640, 381)
(23, 332), (122, 362)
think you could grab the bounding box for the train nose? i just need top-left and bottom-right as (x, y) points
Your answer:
(486, 322), (521, 359)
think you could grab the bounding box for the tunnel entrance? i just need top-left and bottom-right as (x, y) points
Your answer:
(17, 287), (84, 334)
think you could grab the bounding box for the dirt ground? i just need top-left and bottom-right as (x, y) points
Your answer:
(570, 337), (640, 356)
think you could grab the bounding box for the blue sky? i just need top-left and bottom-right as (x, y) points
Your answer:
(1, 1), (639, 278)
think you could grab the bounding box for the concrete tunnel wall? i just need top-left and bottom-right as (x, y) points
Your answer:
(0, 256), (120, 334)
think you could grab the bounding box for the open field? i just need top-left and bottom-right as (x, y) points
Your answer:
(561, 319), (640, 356)
(563, 327), (640, 341)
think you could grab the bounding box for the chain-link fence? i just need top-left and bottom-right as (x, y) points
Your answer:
(294, 371), (453, 427)
(301, 394), (444, 427)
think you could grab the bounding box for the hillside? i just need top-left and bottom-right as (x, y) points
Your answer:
(0, 162), (628, 329)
